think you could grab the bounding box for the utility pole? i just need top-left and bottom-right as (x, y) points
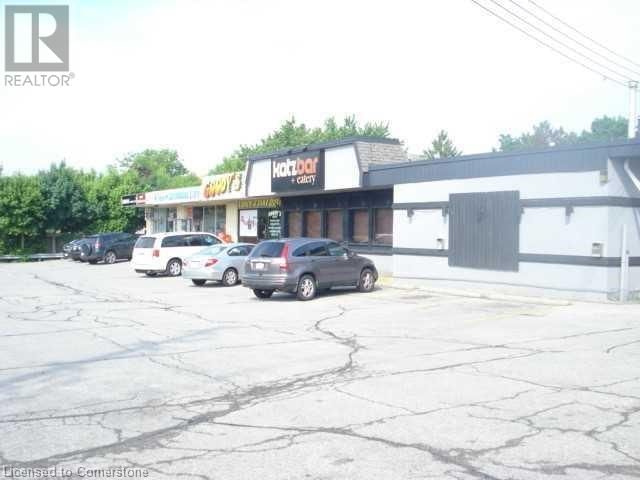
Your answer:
(629, 80), (639, 139)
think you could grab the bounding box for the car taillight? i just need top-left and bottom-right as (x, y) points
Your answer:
(279, 243), (289, 272)
(152, 249), (160, 257)
(204, 258), (218, 267)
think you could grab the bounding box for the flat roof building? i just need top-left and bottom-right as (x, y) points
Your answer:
(367, 139), (640, 300)
(123, 137), (640, 300)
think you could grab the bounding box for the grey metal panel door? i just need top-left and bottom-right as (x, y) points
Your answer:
(449, 191), (520, 272)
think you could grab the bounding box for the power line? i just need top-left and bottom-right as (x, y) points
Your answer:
(507, 0), (640, 78)
(527, 0), (640, 71)
(485, 0), (634, 82)
(468, 0), (628, 87)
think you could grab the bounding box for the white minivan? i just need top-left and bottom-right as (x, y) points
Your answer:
(131, 232), (225, 277)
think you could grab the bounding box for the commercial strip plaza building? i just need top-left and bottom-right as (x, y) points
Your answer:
(124, 137), (640, 300)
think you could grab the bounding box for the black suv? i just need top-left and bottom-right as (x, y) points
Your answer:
(65, 238), (87, 260)
(80, 233), (139, 264)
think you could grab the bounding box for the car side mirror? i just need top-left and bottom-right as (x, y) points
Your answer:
(344, 249), (354, 258)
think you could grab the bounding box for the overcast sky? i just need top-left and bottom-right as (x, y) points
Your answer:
(2, 0), (640, 175)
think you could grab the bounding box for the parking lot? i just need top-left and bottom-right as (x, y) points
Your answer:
(1, 260), (639, 479)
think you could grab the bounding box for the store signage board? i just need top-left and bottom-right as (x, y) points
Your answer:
(267, 210), (282, 239)
(271, 150), (324, 193)
(121, 194), (136, 206)
(142, 171), (245, 206)
(145, 187), (202, 205)
(239, 209), (258, 237)
(202, 171), (244, 200)
(238, 198), (281, 209)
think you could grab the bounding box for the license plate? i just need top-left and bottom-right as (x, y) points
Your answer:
(253, 262), (265, 270)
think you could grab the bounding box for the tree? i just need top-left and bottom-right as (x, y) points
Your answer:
(38, 162), (94, 234)
(0, 174), (45, 250)
(423, 130), (462, 160)
(579, 116), (628, 143)
(118, 149), (200, 190)
(498, 121), (578, 152)
(86, 167), (145, 233)
(497, 116), (629, 152)
(211, 115), (391, 174)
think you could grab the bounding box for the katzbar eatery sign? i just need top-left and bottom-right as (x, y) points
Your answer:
(271, 150), (324, 192)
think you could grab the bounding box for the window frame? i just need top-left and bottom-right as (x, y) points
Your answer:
(327, 241), (347, 257)
(326, 209), (344, 242)
(306, 241), (329, 257)
(161, 235), (188, 248)
(372, 207), (393, 246)
(349, 208), (370, 244)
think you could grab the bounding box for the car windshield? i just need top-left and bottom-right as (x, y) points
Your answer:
(250, 241), (285, 258)
(197, 245), (227, 256)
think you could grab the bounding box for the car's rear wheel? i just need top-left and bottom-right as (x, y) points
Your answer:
(104, 250), (117, 264)
(296, 274), (317, 301)
(166, 259), (182, 276)
(358, 268), (375, 292)
(192, 279), (206, 286)
(253, 289), (274, 299)
(222, 268), (238, 286)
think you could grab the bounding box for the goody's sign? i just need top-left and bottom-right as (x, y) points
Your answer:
(271, 150), (324, 192)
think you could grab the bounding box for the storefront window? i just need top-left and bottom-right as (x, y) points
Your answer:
(351, 209), (369, 243)
(304, 211), (321, 238)
(193, 207), (204, 231)
(148, 208), (168, 234)
(374, 208), (393, 245)
(167, 208), (177, 232)
(288, 211), (302, 237)
(215, 205), (226, 235)
(203, 207), (216, 232)
(203, 206), (226, 236)
(178, 218), (190, 232)
(326, 210), (343, 241)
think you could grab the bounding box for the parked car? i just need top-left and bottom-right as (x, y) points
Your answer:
(183, 243), (254, 286)
(131, 232), (225, 277)
(63, 238), (85, 259)
(242, 238), (378, 301)
(69, 238), (91, 261)
(79, 233), (140, 264)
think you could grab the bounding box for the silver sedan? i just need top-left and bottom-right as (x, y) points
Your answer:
(182, 243), (254, 286)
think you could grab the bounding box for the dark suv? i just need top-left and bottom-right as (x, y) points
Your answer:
(242, 238), (378, 301)
(80, 233), (139, 264)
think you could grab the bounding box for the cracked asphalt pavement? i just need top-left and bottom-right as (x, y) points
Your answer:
(1, 260), (639, 479)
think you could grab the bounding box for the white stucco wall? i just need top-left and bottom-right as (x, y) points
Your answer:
(324, 145), (360, 190)
(393, 255), (611, 297)
(394, 170), (605, 203)
(394, 209), (448, 250)
(391, 169), (640, 299)
(226, 202), (239, 242)
(394, 171), (611, 256)
(607, 158), (640, 198)
(364, 254), (392, 276)
(247, 159), (273, 197)
(519, 207), (610, 256)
